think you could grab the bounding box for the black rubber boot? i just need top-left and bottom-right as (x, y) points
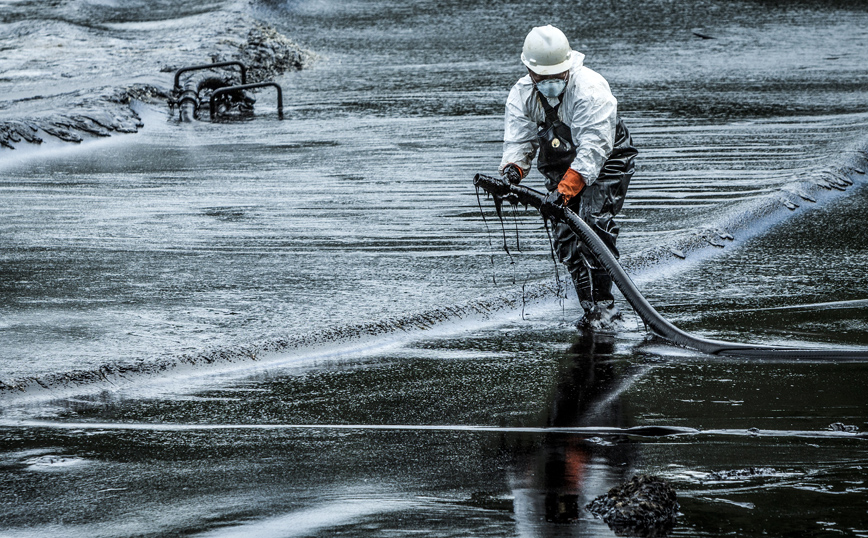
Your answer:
(570, 264), (595, 314)
(576, 269), (622, 334)
(577, 304), (621, 334)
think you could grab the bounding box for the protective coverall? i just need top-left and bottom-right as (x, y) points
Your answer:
(500, 52), (637, 325)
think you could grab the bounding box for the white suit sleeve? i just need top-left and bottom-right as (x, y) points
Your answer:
(567, 78), (617, 185)
(500, 84), (538, 176)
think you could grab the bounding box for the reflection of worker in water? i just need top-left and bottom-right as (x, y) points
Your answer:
(500, 25), (638, 333)
(511, 335), (633, 532)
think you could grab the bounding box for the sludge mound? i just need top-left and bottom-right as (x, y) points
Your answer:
(586, 475), (679, 537)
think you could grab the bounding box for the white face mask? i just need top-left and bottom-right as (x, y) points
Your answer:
(536, 78), (567, 99)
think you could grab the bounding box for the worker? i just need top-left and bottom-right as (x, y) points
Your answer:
(500, 25), (637, 332)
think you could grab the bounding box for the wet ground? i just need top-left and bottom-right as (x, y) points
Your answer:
(2, 0), (868, 536)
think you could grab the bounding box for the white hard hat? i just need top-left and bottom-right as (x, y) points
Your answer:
(521, 25), (576, 75)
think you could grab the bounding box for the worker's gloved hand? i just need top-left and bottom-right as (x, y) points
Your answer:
(558, 168), (586, 205)
(502, 164), (523, 185)
(540, 190), (564, 221)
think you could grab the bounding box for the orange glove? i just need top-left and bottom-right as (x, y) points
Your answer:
(557, 168), (586, 204)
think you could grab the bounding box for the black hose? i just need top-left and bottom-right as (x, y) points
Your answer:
(473, 174), (868, 360)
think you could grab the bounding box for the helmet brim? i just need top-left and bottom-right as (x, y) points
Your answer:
(521, 50), (577, 76)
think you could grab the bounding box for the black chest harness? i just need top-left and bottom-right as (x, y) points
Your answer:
(535, 91), (578, 191)
(535, 90), (637, 194)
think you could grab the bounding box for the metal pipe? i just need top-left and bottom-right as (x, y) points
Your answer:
(173, 62), (247, 92)
(177, 80), (200, 123)
(209, 82), (284, 121)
